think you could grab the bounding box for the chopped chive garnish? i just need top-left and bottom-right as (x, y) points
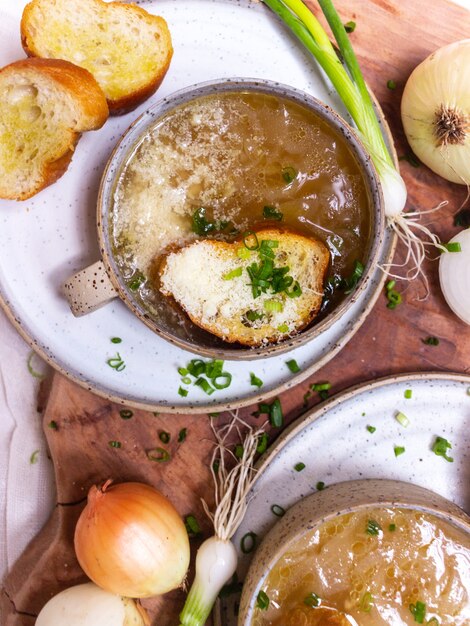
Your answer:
(256, 590), (270, 611)
(389, 523), (396, 531)
(181, 376), (192, 385)
(159, 431), (170, 444)
(263, 205), (283, 220)
(237, 246), (251, 260)
(241, 531), (257, 554)
(286, 359), (301, 373)
(399, 151), (421, 167)
(366, 519), (382, 535)
(108, 440), (121, 449)
(178, 428), (187, 443)
(178, 367), (189, 376)
(195, 377), (215, 395)
(271, 504), (286, 517)
(344, 20), (356, 32)
(277, 323), (289, 333)
(454, 208), (470, 227)
(48, 420), (58, 430)
(256, 432), (269, 454)
(250, 372), (263, 388)
(223, 267), (243, 280)
(243, 231), (260, 250)
(367, 425), (376, 434)
(191, 207), (216, 236)
(111, 337), (122, 344)
(212, 460), (220, 474)
(269, 398), (284, 428)
(396, 411), (410, 428)
(385, 279), (402, 309)
(359, 591), (374, 612)
(394, 445), (406, 457)
(119, 409), (133, 420)
(30, 449), (39, 464)
(311, 381), (331, 400)
(235, 443), (244, 459)
(212, 373), (232, 390)
(178, 387), (188, 397)
(208, 412), (220, 418)
(432, 436), (454, 462)
(409, 601), (426, 623)
(184, 514), (201, 537)
(342, 260), (364, 294)
(27, 351), (46, 380)
(264, 299), (283, 313)
(404, 389), (412, 399)
(282, 166), (297, 184)
(422, 336), (440, 346)
(386, 79), (397, 90)
(128, 272), (145, 291)
(304, 592), (321, 608)
(294, 462), (306, 472)
(441, 241), (462, 253)
(303, 390), (313, 406)
(147, 447), (170, 462)
(107, 353), (126, 371)
(316, 481), (326, 491)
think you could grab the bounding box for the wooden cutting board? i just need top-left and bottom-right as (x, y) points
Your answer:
(2, 0), (470, 624)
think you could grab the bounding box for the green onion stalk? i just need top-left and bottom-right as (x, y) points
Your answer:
(262, 0), (445, 285)
(178, 417), (265, 626)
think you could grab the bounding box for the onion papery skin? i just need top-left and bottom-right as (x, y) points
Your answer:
(401, 39), (470, 185)
(74, 481), (190, 598)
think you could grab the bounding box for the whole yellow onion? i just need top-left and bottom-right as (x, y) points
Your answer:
(74, 481), (190, 598)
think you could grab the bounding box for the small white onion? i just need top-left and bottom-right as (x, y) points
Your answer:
(401, 39), (470, 185)
(439, 229), (470, 325)
(35, 582), (148, 626)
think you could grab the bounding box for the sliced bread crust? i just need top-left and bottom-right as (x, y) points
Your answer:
(0, 58), (108, 201)
(21, 0), (173, 115)
(159, 229), (330, 346)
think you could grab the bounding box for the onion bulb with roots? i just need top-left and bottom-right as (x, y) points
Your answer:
(74, 481), (190, 598)
(36, 582), (149, 626)
(401, 39), (470, 185)
(439, 229), (470, 325)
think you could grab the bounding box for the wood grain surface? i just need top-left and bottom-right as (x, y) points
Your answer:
(2, 0), (470, 624)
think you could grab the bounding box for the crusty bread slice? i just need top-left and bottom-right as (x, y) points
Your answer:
(159, 229), (330, 346)
(21, 0), (173, 115)
(0, 58), (108, 201)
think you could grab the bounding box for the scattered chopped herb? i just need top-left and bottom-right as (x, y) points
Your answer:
(303, 389), (313, 406)
(184, 514), (201, 537)
(387, 79), (397, 90)
(235, 443), (244, 459)
(367, 425), (376, 434)
(128, 272), (145, 291)
(212, 460), (220, 474)
(359, 591), (374, 612)
(181, 376), (192, 385)
(108, 440), (121, 449)
(441, 241), (462, 253)
(389, 523), (397, 531)
(269, 398), (284, 428)
(177, 359), (232, 395)
(48, 420), (58, 430)
(147, 447), (171, 462)
(394, 445), (406, 457)
(404, 389), (413, 399)
(396, 411), (410, 427)
(243, 231), (260, 251)
(195, 377), (215, 396)
(264, 299), (283, 313)
(159, 431), (171, 444)
(294, 462), (306, 472)
(410, 601), (427, 623)
(316, 481), (326, 491)
(241, 531), (257, 554)
(366, 519), (382, 535)
(256, 432), (269, 454)
(256, 590), (270, 611)
(385, 279), (402, 309)
(344, 20), (356, 32)
(422, 336), (440, 346)
(342, 260), (364, 294)
(30, 449), (40, 464)
(27, 351), (46, 380)
(454, 208), (470, 228)
(282, 166), (297, 184)
(286, 359), (301, 373)
(277, 323), (289, 333)
(263, 205), (283, 221)
(245, 238), (301, 300)
(399, 151), (421, 167)
(178, 386), (188, 397)
(219, 573), (243, 598)
(119, 409), (133, 420)
(223, 267), (243, 280)
(208, 412), (220, 418)
(271, 504), (286, 517)
(237, 246), (251, 260)
(178, 428), (187, 443)
(191, 207), (216, 236)
(107, 353), (126, 371)
(311, 381), (331, 400)
(111, 337), (122, 344)
(178, 367), (189, 376)
(304, 592), (322, 608)
(212, 372), (232, 390)
(432, 436), (454, 462)
(250, 372), (263, 388)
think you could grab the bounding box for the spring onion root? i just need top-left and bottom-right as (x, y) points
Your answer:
(179, 416), (265, 626)
(262, 0), (443, 282)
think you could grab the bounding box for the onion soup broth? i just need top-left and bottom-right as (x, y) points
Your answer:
(254, 507), (470, 626)
(111, 90), (372, 346)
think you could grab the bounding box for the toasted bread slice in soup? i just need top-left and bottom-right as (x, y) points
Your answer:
(0, 58), (108, 201)
(159, 229), (330, 346)
(21, 0), (173, 115)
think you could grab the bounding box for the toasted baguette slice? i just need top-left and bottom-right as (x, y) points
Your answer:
(0, 58), (108, 201)
(159, 229), (330, 346)
(21, 0), (173, 115)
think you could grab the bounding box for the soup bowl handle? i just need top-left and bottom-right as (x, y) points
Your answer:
(62, 261), (119, 317)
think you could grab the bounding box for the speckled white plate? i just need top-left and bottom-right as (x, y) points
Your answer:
(0, 0), (394, 412)
(218, 372), (470, 624)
